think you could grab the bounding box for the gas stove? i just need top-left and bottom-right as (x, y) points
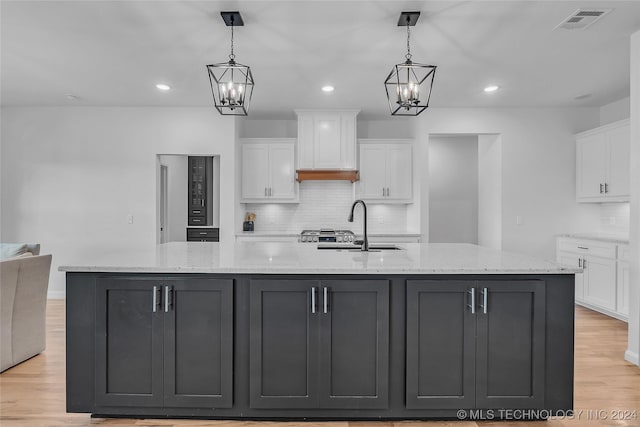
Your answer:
(300, 228), (355, 243)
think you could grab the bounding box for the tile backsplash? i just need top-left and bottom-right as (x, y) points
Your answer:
(244, 181), (409, 234)
(598, 203), (630, 235)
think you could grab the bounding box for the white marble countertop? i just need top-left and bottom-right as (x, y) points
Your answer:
(558, 233), (629, 244)
(235, 231), (421, 237)
(59, 242), (577, 275)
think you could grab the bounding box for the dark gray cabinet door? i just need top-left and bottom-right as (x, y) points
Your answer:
(163, 279), (233, 408)
(95, 278), (164, 407)
(406, 280), (476, 409)
(249, 280), (320, 409)
(318, 280), (389, 409)
(475, 281), (546, 409)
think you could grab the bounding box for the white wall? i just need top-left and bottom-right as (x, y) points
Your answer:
(478, 134), (502, 250)
(600, 97), (630, 126)
(159, 155), (187, 242)
(428, 135), (478, 243)
(626, 30), (640, 366)
(1, 107), (237, 298)
(415, 107), (601, 260)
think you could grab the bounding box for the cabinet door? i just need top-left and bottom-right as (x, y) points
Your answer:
(475, 281), (545, 409)
(406, 281), (476, 409)
(605, 124), (630, 197)
(617, 261), (630, 317)
(313, 114), (343, 169)
(386, 144), (412, 201)
(95, 278), (164, 407)
(189, 156), (208, 210)
(358, 144), (387, 200)
(583, 256), (616, 311)
(242, 144), (270, 199)
(163, 279), (233, 408)
(269, 143), (296, 199)
(576, 133), (606, 199)
(249, 280), (320, 408)
(317, 280), (389, 409)
(557, 252), (584, 300)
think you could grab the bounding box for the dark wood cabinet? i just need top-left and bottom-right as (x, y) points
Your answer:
(249, 279), (389, 410)
(94, 277), (233, 409)
(186, 227), (219, 242)
(188, 156), (213, 226)
(406, 280), (546, 410)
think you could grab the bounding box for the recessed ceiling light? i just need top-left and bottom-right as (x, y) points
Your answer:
(156, 83), (171, 91)
(574, 93), (592, 100)
(321, 85), (334, 93)
(484, 85), (500, 93)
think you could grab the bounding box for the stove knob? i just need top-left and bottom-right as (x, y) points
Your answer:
(349, 235), (354, 242)
(313, 236), (318, 242)
(301, 236), (306, 242)
(337, 236), (343, 242)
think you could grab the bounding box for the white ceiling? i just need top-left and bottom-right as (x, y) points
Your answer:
(2, 0), (640, 118)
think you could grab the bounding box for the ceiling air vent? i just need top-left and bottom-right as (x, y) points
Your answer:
(556, 9), (612, 30)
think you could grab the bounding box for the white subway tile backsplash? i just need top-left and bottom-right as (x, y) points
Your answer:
(598, 203), (630, 234)
(244, 181), (408, 234)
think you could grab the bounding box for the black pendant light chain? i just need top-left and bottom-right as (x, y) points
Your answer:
(229, 16), (236, 63)
(405, 20), (412, 63)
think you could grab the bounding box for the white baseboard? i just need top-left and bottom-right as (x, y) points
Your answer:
(625, 349), (639, 366)
(47, 290), (66, 299)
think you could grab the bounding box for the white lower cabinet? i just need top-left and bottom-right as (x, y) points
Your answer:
(556, 237), (628, 321)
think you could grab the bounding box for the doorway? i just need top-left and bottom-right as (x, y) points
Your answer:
(428, 134), (502, 248)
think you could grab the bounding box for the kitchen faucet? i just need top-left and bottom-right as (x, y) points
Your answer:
(348, 200), (369, 251)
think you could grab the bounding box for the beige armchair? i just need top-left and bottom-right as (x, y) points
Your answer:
(1, 250), (52, 372)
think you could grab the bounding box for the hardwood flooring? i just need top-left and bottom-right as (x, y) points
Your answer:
(1, 300), (639, 427)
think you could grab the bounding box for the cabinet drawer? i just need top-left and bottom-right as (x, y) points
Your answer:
(557, 238), (616, 259)
(190, 208), (206, 217)
(187, 228), (219, 242)
(188, 217), (207, 226)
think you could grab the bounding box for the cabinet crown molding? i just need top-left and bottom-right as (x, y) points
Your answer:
(574, 118), (630, 138)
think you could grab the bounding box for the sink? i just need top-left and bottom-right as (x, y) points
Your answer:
(317, 243), (403, 251)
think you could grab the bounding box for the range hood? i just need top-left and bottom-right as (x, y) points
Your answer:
(296, 169), (359, 183)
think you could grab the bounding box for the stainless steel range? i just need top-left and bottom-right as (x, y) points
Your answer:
(300, 228), (355, 243)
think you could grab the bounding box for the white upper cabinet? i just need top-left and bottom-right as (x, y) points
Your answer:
(576, 119), (630, 202)
(296, 110), (359, 169)
(241, 139), (297, 203)
(357, 140), (413, 203)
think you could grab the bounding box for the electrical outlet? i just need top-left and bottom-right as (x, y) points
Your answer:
(127, 214), (134, 224)
(516, 215), (523, 226)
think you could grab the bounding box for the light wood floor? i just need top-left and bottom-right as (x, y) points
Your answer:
(1, 300), (639, 427)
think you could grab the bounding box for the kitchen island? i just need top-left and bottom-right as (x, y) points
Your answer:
(62, 242), (576, 420)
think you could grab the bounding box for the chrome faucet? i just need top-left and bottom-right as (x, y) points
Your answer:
(348, 200), (369, 251)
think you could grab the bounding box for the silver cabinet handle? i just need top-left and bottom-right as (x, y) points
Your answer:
(264, 187), (268, 196)
(578, 258), (582, 268)
(152, 286), (158, 313)
(582, 258), (587, 269)
(269, 187), (272, 197)
(577, 246), (588, 250)
(480, 288), (488, 314)
(600, 183), (604, 194)
(604, 183), (608, 193)
(387, 187), (390, 197)
(311, 287), (317, 314)
(164, 286), (170, 313)
(382, 188), (385, 197)
(467, 288), (476, 314)
(323, 287), (328, 314)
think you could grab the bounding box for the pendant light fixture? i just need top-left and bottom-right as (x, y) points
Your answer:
(206, 11), (254, 116)
(384, 11), (437, 116)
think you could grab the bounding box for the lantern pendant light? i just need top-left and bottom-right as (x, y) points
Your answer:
(206, 11), (255, 116)
(384, 11), (437, 116)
